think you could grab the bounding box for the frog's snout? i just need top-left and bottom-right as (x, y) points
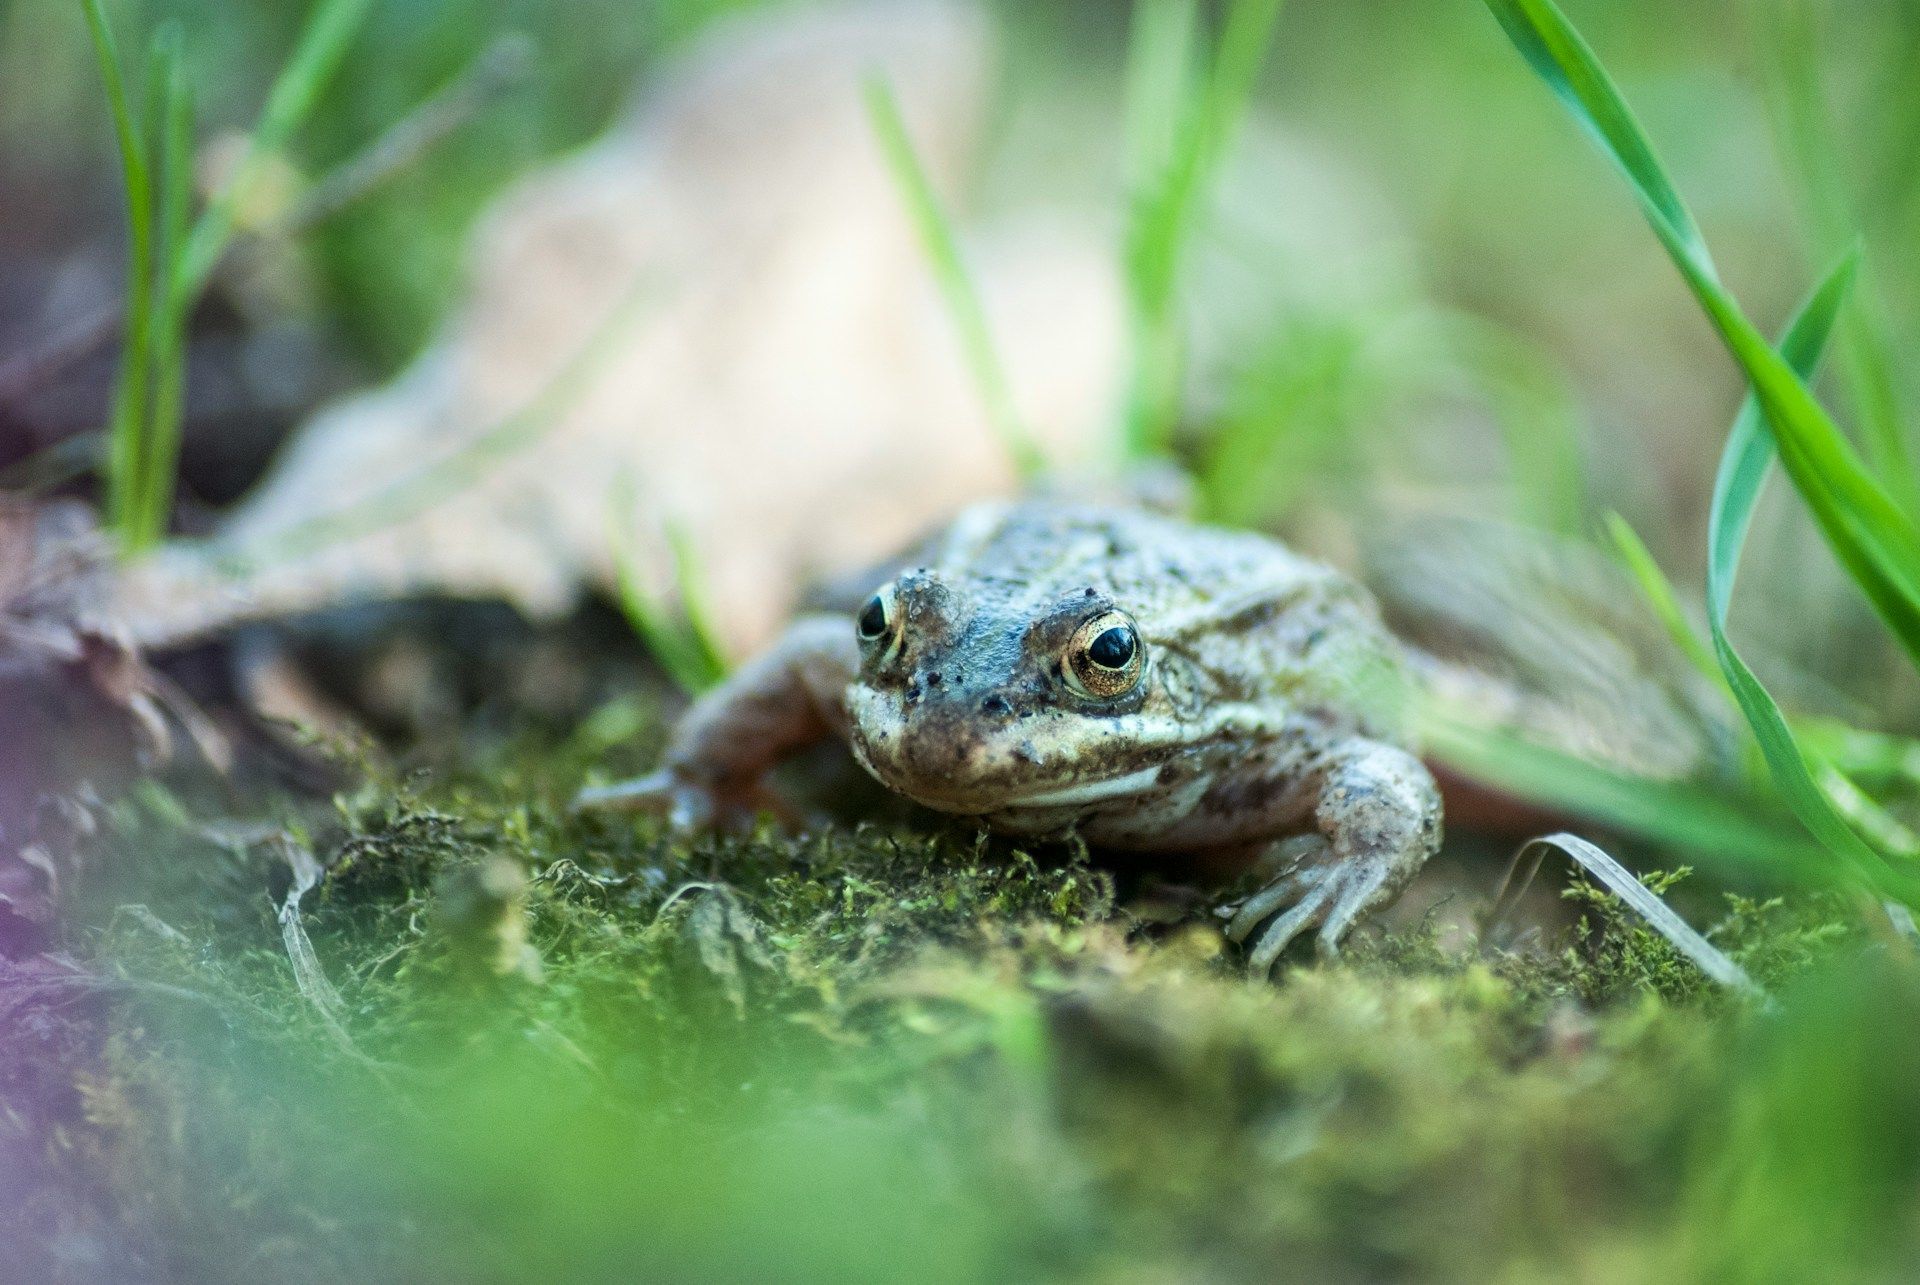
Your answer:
(893, 680), (1017, 775)
(845, 678), (1031, 811)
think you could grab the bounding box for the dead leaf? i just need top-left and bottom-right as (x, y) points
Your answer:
(120, 0), (1125, 658)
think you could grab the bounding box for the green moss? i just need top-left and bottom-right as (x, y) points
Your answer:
(19, 712), (1911, 1281)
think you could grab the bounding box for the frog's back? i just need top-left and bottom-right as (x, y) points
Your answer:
(927, 499), (1337, 618)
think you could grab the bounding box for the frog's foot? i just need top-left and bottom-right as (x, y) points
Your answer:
(572, 769), (718, 829)
(572, 769), (800, 832)
(1221, 835), (1410, 976)
(1224, 739), (1442, 978)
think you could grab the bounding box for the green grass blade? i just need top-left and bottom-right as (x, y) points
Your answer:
(1118, 0), (1200, 463)
(82, 0), (153, 545)
(1122, 0), (1199, 198)
(1120, 0), (1284, 461)
(1703, 250), (1914, 897)
(1483, 0), (1709, 272)
(180, 0), (374, 293)
(1484, 0), (1920, 671)
(609, 479), (727, 698)
(132, 26), (193, 554)
(1422, 714), (1827, 874)
(1208, 0), (1286, 139)
(861, 73), (1044, 481)
(1753, 0), (1919, 519)
(1602, 512), (1723, 689)
(665, 521), (731, 689)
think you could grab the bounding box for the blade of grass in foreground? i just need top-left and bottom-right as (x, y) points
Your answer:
(1603, 512), (1724, 690)
(1706, 252), (1918, 900)
(1488, 832), (1762, 996)
(862, 74), (1043, 481)
(1484, 0), (1920, 670)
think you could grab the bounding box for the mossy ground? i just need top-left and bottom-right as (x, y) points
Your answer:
(10, 643), (1920, 1283)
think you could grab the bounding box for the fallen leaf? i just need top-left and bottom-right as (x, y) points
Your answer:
(121, 0), (1125, 658)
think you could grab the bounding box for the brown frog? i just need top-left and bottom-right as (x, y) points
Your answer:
(579, 497), (1442, 973)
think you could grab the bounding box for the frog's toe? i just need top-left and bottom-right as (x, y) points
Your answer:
(1243, 873), (1341, 976)
(571, 770), (716, 830)
(1314, 863), (1397, 959)
(1232, 856), (1395, 977)
(1223, 835), (1330, 945)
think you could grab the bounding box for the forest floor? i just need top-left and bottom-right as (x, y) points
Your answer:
(4, 607), (1915, 1284)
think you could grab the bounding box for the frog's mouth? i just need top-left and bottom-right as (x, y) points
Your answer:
(980, 765), (1168, 810)
(851, 744), (1167, 817)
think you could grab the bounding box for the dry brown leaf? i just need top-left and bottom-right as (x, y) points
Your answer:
(121, 0), (1125, 658)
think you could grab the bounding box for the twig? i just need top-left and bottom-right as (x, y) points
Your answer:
(284, 32), (535, 233)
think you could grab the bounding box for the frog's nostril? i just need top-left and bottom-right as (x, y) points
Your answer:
(980, 694), (1012, 717)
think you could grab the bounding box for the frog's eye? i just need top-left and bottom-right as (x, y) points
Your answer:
(1064, 611), (1145, 700)
(856, 585), (897, 646)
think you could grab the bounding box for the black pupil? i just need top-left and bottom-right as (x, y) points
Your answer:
(858, 596), (889, 639)
(1087, 625), (1135, 669)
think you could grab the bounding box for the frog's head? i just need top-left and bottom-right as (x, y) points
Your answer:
(843, 569), (1178, 819)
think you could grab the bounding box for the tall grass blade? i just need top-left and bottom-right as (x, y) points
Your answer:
(82, 0), (153, 543)
(133, 26), (193, 553)
(861, 74), (1043, 481)
(1122, 0), (1199, 198)
(1705, 252), (1917, 900)
(1752, 0), (1919, 519)
(1483, 0), (1920, 671)
(1603, 512), (1723, 689)
(1421, 716), (1827, 874)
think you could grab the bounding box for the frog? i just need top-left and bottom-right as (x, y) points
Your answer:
(577, 496), (1442, 974)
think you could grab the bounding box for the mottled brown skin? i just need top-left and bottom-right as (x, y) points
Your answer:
(578, 499), (1443, 972)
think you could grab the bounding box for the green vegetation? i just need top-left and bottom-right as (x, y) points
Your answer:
(611, 491), (731, 696)
(83, 0), (374, 555)
(865, 73), (1045, 481)
(27, 708), (1912, 1281)
(19, 0), (1920, 1277)
(1119, 0), (1284, 461)
(1485, 0), (1920, 904)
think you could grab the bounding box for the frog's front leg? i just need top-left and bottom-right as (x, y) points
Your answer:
(1224, 738), (1441, 974)
(573, 614), (856, 828)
